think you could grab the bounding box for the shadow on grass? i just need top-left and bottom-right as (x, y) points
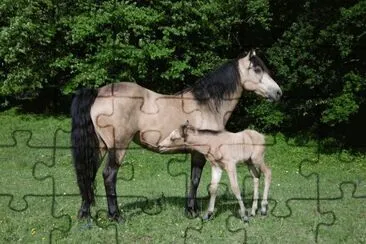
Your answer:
(91, 187), (257, 223)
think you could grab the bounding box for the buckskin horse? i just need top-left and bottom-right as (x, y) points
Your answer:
(71, 50), (282, 222)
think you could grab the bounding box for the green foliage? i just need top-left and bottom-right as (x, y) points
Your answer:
(1, 0), (366, 145)
(247, 101), (284, 131)
(321, 72), (364, 126)
(267, 0), (366, 141)
(246, 0), (272, 30)
(0, 0), (56, 95)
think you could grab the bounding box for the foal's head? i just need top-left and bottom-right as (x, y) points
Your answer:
(158, 121), (196, 152)
(238, 50), (282, 102)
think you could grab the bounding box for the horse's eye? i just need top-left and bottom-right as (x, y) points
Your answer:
(254, 67), (262, 74)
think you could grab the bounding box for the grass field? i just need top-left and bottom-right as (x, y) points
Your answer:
(0, 109), (365, 243)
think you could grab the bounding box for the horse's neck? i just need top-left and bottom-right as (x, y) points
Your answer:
(182, 88), (243, 129)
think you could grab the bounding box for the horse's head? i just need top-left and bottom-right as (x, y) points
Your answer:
(238, 50), (282, 102)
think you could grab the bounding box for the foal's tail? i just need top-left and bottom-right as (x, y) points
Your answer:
(71, 88), (100, 205)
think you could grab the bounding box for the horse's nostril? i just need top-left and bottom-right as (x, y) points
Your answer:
(277, 90), (282, 97)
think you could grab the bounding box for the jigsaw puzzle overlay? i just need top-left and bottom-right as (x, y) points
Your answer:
(1, 96), (365, 243)
(1, 55), (365, 244)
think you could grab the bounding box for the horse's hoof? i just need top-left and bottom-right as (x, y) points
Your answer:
(108, 213), (124, 223)
(202, 212), (213, 221)
(78, 210), (91, 219)
(185, 207), (199, 218)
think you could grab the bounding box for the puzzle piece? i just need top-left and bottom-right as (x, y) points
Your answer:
(0, 129), (71, 243)
(318, 182), (366, 243)
(300, 142), (366, 199)
(297, 141), (366, 242)
(0, 130), (53, 211)
(32, 128), (137, 242)
(0, 193), (71, 243)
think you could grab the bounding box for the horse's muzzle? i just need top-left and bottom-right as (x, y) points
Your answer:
(268, 89), (282, 102)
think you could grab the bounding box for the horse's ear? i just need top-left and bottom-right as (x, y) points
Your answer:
(249, 49), (256, 58)
(185, 120), (189, 126)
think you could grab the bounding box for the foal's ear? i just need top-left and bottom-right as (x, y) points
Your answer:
(181, 120), (190, 141)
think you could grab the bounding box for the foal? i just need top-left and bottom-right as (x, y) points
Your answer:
(158, 121), (271, 222)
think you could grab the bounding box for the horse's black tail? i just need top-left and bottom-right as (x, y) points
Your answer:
(71, 88), (100, 206)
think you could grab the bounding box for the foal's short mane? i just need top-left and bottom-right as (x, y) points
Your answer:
(182, 59), (241, 110)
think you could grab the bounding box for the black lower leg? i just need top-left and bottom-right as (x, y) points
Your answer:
(103, 150), (122, 222)
(186, 151), (206, 216)
(78, 200), (91, 219)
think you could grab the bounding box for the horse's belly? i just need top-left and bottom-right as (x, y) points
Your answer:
(138, 129), (162, 149)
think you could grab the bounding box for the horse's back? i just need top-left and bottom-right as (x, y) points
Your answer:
(97, 82), (156, 97)
(90, 82), (153, 140)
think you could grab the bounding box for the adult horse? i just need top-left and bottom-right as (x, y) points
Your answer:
(71, 50), (282, 222)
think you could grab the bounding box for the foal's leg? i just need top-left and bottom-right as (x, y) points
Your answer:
(248, 164), (260, 216)
(103, 148), (126, 222)
(203, 166), (222, 220)
(258, 163), (271, 215)
(186, 151), (206, 217)
(227, 164), (248, 222)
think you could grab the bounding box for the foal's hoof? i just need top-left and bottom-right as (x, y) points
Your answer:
(242, 215), (250, 223)
(202, 211), (214, 221)
(260, 206), (268, 216)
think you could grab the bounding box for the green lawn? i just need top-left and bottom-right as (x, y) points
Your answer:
(0, 109), (365, 243)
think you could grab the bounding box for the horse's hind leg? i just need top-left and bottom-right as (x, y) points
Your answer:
(186, 151), (206, 217)
(103, 148), (126, 223)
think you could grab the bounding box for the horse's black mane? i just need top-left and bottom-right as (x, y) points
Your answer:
(184, 59), (241, 110)
(181, 53), (269, 110)
(182, 124), (221, 138)
(196, 128), (221, 135)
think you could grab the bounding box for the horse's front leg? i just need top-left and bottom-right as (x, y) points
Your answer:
(103, 148), (125, 223)
(186, 151), (206, 217)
